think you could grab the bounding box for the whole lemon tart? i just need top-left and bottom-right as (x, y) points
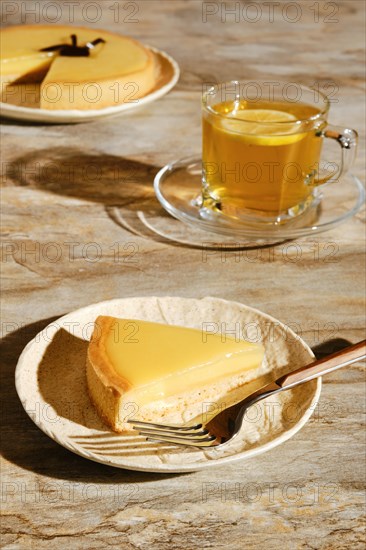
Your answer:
(86, 316), (264, 433)
(1, 25), (159, 110)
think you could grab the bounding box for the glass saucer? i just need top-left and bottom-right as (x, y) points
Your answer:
(154, 158), (365, 241)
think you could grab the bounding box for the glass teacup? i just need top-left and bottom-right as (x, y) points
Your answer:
(201, 80), (358, 225)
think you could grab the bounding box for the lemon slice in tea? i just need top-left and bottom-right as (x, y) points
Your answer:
(221, 109), (306, 146)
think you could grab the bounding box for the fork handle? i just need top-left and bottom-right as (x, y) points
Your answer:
(275, 340), (366, 390)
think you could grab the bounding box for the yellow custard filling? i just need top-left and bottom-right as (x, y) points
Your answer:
(103, 318), (264, 403)
(1, 26), (149, 77)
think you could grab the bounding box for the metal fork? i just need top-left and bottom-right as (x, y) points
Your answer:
(128, 340), (366, 448)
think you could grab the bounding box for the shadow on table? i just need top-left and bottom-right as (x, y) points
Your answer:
(1, 317), (188, 482)
(311, 338), (353, 358)
(6, 147), (287, 251)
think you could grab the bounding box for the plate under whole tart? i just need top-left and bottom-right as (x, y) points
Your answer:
(0, 46), (179, 124)
(15, 296), (321, 473)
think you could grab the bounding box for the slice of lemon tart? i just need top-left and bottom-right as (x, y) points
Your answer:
(1, 25), (159, 110)
(86, 316), (264, 433)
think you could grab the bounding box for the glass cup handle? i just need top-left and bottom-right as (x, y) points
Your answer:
(316, 125), (358, 185)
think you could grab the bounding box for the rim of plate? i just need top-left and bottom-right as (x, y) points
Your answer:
(15, 296), (321, 473)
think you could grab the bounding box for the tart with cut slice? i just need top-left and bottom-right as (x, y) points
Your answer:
(1, 25), (159, 110)
(86, 316), (265, 433)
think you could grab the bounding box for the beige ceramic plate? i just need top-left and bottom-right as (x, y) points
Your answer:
(15, 297), (321, 473)
(0, 47), (179, 124)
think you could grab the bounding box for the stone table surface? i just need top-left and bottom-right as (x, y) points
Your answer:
(1, 1), (365, 549)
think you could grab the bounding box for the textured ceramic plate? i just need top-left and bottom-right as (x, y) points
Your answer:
(15, 297), (321, 473)
(0, 47), (179, 124)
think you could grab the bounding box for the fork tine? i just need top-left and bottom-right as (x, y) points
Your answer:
(142, 432), (218, 447)
(138, 430), (216, 443)
(131, 426), (209, 438)
(127, 419), (203, 431)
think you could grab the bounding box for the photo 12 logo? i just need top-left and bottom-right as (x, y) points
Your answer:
(201, 240), (340, 265)
(1, 240), (140, 265)
(201, 481), (340, 505)
(1, 80), (141, 107)
(1, 2), (140, 25)
(202, 80), (339, 104)
(1, 480), (141, 504)
(202, 2), (339, 24)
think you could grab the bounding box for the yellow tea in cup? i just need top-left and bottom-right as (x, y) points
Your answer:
(202, 82), (357, 224)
